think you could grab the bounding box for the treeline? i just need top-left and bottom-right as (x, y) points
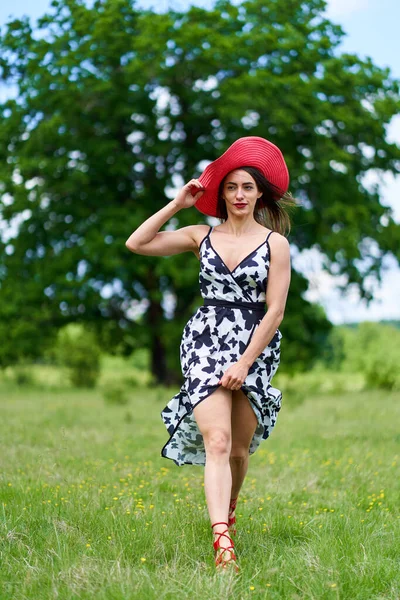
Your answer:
(2, 321), (399, 395)
(320, 321), (400, 390)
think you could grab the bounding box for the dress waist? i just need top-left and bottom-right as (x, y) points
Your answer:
(203, 298), (266, 313)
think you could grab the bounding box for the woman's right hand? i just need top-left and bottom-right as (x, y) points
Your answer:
(173, 179), (205, 209)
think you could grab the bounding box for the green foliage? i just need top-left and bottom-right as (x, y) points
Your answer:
(0, 302), (58, 368)
(100, 352), (153, 388)
(275, 364), (366, 410)
(102, 381), (130, 405)
(350, 322), (400, 390)
(279, 270), (333, 372)
(322, 321), (400, 390)
(0, 0), (399, 382)
(130, 348), (150, 372)
(54, 323), (101, 388)
(365, 345), (400, 390)
(9, 363), (36, 386)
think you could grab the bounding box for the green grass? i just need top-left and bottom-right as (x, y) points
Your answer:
(0, 374), (399, 599)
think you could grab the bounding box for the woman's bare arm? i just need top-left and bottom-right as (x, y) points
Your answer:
(239, 234), (291, 368)
(265, 234), (291, 318)
(125, 179), (205, 257)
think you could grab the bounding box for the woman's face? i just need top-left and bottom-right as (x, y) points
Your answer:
(222, 169), (262, 215)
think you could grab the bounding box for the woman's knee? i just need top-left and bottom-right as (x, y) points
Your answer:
(204, 429), (231, 457)
(230, 448), (249, 465)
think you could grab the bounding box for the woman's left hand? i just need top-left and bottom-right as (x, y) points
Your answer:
(218, 360), (250, 390)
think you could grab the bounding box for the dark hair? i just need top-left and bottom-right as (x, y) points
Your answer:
(216, 166), (297, 236)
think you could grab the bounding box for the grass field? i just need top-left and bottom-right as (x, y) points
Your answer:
(1, 367), (399, 599)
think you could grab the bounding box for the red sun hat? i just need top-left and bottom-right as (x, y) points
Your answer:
(193, 136), (289, 217)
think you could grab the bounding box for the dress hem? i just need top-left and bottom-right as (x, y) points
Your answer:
(160, 382), (272, 467)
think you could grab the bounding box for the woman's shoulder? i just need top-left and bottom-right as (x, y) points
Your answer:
(187, 224), (212, 258)
(257, 226), (290, 247)
(182, 223), (211, 241)
(267, 231), (291, 262)
(268, 230), (289, 244)
(192, 223), (212, 241)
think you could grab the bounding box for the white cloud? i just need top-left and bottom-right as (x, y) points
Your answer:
(325, 0), (369, 18)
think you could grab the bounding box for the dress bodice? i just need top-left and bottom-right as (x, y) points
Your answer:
(199, 226), (272, 304)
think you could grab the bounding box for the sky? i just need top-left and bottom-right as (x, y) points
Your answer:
(0, 0), (399, 324)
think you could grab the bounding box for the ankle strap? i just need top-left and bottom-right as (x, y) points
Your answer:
(229, 498), (238, 511)
(211, 521), (229, 529)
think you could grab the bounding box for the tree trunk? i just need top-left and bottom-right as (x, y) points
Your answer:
(148, 297), (168, 385)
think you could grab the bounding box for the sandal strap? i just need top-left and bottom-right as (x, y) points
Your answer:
(213, 531), (234, 550)
(215, 545), (238, 568)
(211, 521), (229, 529)
(229, 497), (238, 511)
(211, 521), (239, 571)
(228, 499), (237, 529)
(214, 541), (236, 553)
(212, 526), (235, 552)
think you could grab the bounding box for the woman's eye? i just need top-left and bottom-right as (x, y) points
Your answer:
(226, 185), (253, 190)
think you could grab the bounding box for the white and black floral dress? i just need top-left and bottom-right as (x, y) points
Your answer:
(161, 225), (283, 466)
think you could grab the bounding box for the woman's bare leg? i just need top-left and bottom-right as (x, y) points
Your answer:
(193, 386), (233, 553)
(229, 389), (258, 518)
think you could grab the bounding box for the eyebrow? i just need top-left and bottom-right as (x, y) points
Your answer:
(225, 181), (254, 185)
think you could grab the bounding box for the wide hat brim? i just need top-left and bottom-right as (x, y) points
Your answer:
(193, 136), (289, 217)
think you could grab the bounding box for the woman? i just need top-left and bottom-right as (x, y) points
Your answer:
(125, 136), (294, 573)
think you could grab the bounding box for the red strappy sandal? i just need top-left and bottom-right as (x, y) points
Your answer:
(211, 521), (239, 573)
(228, 497), (238, 535)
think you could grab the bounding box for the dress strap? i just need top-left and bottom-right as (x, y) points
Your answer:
(199, 225), (213, 252)
(266, 230), (274, 242)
